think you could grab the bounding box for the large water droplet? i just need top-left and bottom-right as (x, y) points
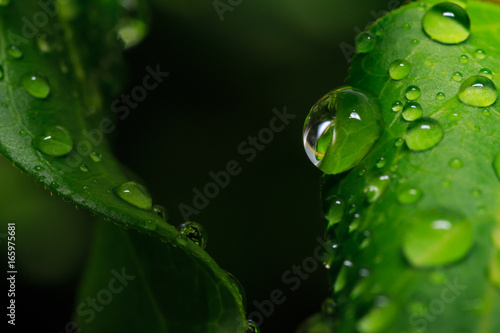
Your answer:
(402, 102), (423, 121)
(33, 126), (73, 157)
(303, 87), (383, 174)
(114, 181), (152, 210)
(357, 297), (398, 333)
(7, 45), (23, 58)
(405, 118), (444, 151)
(22, 73), (51, 99)
(356, 32), (377, 53)
(405, 86), (421, 101)
(403, 209), (473, 267)
(177, 222), (207, 249)
(458, 75), (498, 107)
(422, 2), (470, 44)
(389, 59), (411, 80)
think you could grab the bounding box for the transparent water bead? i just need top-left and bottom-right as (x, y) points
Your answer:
(22, 73), (51, 99)
(7, 45), (23, 58)
(33, 126), (73, 157)
(114, 181), (152, 210)
(403, 209), (472, 267)
(402, 102), (423, 121)
(357, 296), (398, 333)
(303, 87), (383, 174)
(389, 59), (411, 80)
(405, 86), (421, 101)
(405, 118), (444, 151)
(422, 2), (470, 44)
(356, 32), (377, 53)
(177, 222), (207, 249)
(458, 75), (498, 107)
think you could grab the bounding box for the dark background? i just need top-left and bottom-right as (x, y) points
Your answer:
(1, 0), (395, 332)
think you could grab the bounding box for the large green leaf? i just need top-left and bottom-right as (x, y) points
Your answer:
(316, 0), (500, 332)
(0, 1), (245, 332)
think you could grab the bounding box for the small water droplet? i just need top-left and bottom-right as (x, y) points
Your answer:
(177, 222), (207, 249)
(90, 151), (102, 162)
(34, 165), (44, 172)
(356, 32), (377, 53)
(245, 320), (260, 333)
(38, 176), (45, 182)
(436, 92), (446, 101)
(36, 35), (51, 53)
(405, 118), (444, 151)
(357, 297), (398, 333)
(478, 68), (493, 79)
(402, 23), (411, 30)
(475, 49), (486, 59)
(449, 158), (463, 169)
(402, 102), (423, 121)
(405, 86), (421, 101)
(403, 209), (472, 267)
(303, 87), (384, 174)
(50, 181), (59, 189)
(411, 39), (419, 45)
(22, 73), (51, 99)
(482, 109), (491, 116)
(80, 164), (89, 172)
(152, 204), (168, 221)
(458, 75), (498, 107)
(114, 181), (152, 210)
(376, 157), (386, 168)
(397, 187), (422, 204)
(422, 2), (470, 44)
(7, 45), (23, 58)
(395, 138), (404, 147)
(452, 71), (463, 82)
(459, 55), (469, 64)
(364, 175), (390, 203)
(83, 185), (90, 190)
(18, 129), (27, 136)
(389, 59), (411, 80)
(391, 101), (403, 112)
(324, 195), (345, 226)
(33, 125), (73, 157)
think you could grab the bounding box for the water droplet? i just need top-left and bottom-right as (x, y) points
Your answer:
(245, 320), (260, 333)
(389, 59), (411, 80)
(116, 19), (148, 49)
(90, 151), (102, 162)
(357, 297), (398, 333)
(397, 187), (422, 204)
(422, 2), (470, 44)
(7, 45), (23, 58)
(80, 164), (89, 172)
(458, 75), (498, 107)
(34, 165), (44, 172)
(38, 176), (45, 182)
(50, 181), (59, 189)
(459, 55), (469, 64)
(152, 204), (168, 220)
(493, 151), (500, 180)
(364, 175), (390, 203)
(405, 118), (444, 151)
(403, 209), (472, 267)
(391, 101), (403, 112)
(402, 102), (423, 121)
(36, 35), (51, 53)
(321, 297), (337, 316)
(324, 195), (345, 226)
(22, 73), (51, 99)
(0, 0), (10, 6)
(33, 126), (73, 157)
(334, 261), (350, 292)
(475, 49), (486, 60)
(376, 157), (386, 168)
(83, 185), (89, 190)
(177, 222), (207, 249)
(449, 158), (463, 169)
(18, 129), (27, 136)
(452, 72), (463, 82)
(356, 32), (377, 53)
(478, 68), (493, 79)
(402, 23), (411, 30)
(114, 181), (152, 210)
(395, 138), (404, 147)
(405, 86), (421, 101)
(411, 39), (419, 45)
(303, 87), (383, 174)
(436, 92), (446, 101)
(482, 109), (491, 116)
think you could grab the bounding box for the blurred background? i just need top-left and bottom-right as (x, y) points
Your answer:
(1, 0), (396, 331)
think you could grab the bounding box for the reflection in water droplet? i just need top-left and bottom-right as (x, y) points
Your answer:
(33, 126), (73, 157)
(403, 209), (473, 267)
(389, 59), (411, 80)
(422, 2), (470, 44)
(405, 86), (421, 101)
(303, 87), (383, 174)
(114, 181), (152, 210)
(402, 102), (423, 121)
(22, 73), (51, 99)
(458, 75), (498, 107)
(356, 32), (377, 53)
(405, 118), (444, 151)
(177, 222), (207, 249)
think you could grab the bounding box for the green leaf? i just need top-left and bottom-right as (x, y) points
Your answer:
(0, 1), (245, 332)
(318, 0), (500, 332)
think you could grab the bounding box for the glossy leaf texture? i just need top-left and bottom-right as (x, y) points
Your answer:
(317, 1), (500, 332)
(0, 1), (245, 332)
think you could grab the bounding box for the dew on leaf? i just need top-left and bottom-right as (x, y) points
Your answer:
(458, 75), (498, 107)
(116, 18), (148, 49)
(18, 129), (27, 136)
(475, 49), (486, 59)
(303, 87), (383, 174)
(479, 68), (493, 79)
(80, 164), (89, 172)
(389, 59), (411, 80)
(402, 23), (411, 30)
(177, 222), (207, 249)
(90, 151), (102, 162)
(356, 32), (377, 53)
(397, 187), (422, 204)
(34, 165), (44, 172)
(449, 158), (463, 169)
(402, 102), (423, 121)
(33, 125), (73, 157)
(324, 195), (345, 225)
(392, 101), (403, 112)
(436, 92), (446, 101)
(22, 73), (51, 99)
(452, 72), (463, 82)
(395, 138), (404, 147)
(403, 209), (473, 267)
(152, 204), (168, 221)
(114, 181), (152, 210)
(459, 55), (469, 64)
(225, 271), (247, 307)
(7, 45), (23, 58)
(482, 109), (490, 116)
(411, 39), (419, 45)
(405, 86), (421, 100)
(356, 297), (398, 333)
(405, 118), (444, 151)
(422, 2), (470, 44)
(376, 157), (386, 168)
